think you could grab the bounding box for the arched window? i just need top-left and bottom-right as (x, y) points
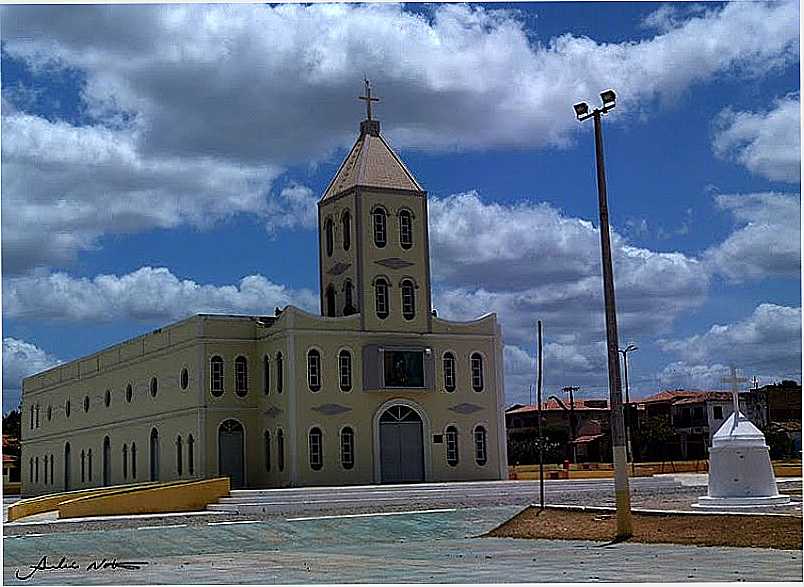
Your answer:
(309, 428), (323, 471)
(401, 279), (415, 320)
(83, 395), (90, 413)
(66, 399), (71, 418)
(474, 426), (488, 466)
(103, 436), (111, 486)
(399, 210), (413, 249)
(307, 349), (322, 392)
(87, 448), (93, 481)
(150, 376), (158, 398)
(446, 426), (459, 466)
(234, 356), (248, 397)
(343, 280), (356, 315)
(375, 278), (389, 319)
(131, 443), (137, 479)
(263, 355), (270, 395)
(29, 457), (33, 483)
(443, 353), (456, 392)
(35, 404), (39, 428)
(149, 428), (159, 481)
(50, 453), (54, 485)
(342, 211), (351, 251)
(35, 456), (39, 483)
(47, 405), (52, 421)
(264, 430), (271, 472)
(176, 436), (183, 476)
(276, 353), (284, 394)
(326, 285), (336, 317)
(372, 208), (387, 247)
(210, 356), (224, 397)
(44, 455), (48, 484)
(123, 444), (128, 479)
(470, 353), (484, 392)
(339, 350), (352, 392)
(340, 427), (354, 470)
(325, 218), (334, 257)
(30, 406), (34, 430)
(126, 384), (133, 403)
(180, 368), (189, 390)
(188, 435), (194, 476)
(80, 450), (86, 483)
(277, 429), (285, 472)
(105, 389), (111, 407)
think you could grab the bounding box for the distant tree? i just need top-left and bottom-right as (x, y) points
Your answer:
(639, 415), (675, 461)
(3, 409), (21, 443)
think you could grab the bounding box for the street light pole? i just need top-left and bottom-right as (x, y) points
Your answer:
(573, 90), (633, 539)
(618, 344), (638, 464)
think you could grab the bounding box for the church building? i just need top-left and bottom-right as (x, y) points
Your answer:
(19, 85), (507, 496)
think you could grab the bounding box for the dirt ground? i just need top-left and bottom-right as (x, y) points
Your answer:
(486, 507), (803, 550)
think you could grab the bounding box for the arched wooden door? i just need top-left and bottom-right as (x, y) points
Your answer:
(379, 405), (424, 483)
(219, 420), (245, 489)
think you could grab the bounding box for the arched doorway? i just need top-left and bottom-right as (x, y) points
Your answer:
(218, 419), (245, 489)
(379, 405), (424, 483)
(64, 442), (71, 491)
(150, 428), (160, 481)
(103, 436), (111, 486)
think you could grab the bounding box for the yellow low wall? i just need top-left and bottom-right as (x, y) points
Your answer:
(58, 477), (230, 519)
(7, 482), (159, 522)
(3, 481), (21, 495)
(773, 463), (802, 477)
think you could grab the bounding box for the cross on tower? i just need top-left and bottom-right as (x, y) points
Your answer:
(358, 78), (380, 121)
(721, 366), (747, 429)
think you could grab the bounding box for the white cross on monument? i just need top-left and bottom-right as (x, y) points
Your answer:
(721, 366), (747, 429)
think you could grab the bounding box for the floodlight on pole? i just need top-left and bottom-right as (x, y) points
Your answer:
(573, 102), (590, 120)
(600, 89), (616, 108)
(573, 88), (632, 540)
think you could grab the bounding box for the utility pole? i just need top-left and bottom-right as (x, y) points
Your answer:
(573, 89), (633, 539)
(562, 386), (579, 463)
(537, 320), (544, 510)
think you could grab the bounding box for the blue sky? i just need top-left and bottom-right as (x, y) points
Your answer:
(2, 2), (801, 413)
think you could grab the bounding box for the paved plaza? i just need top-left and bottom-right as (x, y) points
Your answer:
(4, 500), (802, 584)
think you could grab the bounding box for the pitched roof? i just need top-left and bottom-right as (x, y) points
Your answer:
(321, 121), (423, 201)
(506, 399), (609, 414)
(673, 391), (734, 405)
(638, 390), (704, 404)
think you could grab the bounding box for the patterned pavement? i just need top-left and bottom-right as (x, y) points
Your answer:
(4, 505), (802, 584)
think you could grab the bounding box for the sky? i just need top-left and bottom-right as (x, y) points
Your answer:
(1, 1), (801, 413)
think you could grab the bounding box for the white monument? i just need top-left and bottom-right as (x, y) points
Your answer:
(695, 367), (790, 509)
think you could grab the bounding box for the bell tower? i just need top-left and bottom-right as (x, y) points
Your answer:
(317, 80), (433, 334)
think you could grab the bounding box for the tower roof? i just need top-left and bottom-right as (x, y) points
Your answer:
(321, 81), (423, 201)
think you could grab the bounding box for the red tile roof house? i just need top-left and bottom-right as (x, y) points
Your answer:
(505, 399), (611, 463)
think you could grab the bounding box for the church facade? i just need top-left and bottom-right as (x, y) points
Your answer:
(20, 98), (507, 497)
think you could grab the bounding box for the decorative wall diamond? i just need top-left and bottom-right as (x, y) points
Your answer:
(327, 262), (351, 276)
(311, 403), (353, 416)
(448, 403), (484, 415)
(375, 258), (414, 270)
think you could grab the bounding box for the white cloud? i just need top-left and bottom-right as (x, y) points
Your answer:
(1, 111), (284, 273)
(3, 338), (62, 412)
(430, 192), (709, 345)
(264, 184), (319, 235)
(713, 94), (801, 183)
(658, 304), (802, 380)
(0, 2), (798, 272)
(704, 193), (800, 281)
(3, 266), (318, 322)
